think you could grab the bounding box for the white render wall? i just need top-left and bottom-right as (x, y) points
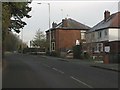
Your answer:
(109, 28), (120, 41)
(96, 29), (109, 42)
(86, 28), (120, 44)
(86, 29), (109, 43)
(86, 33), (91, 43)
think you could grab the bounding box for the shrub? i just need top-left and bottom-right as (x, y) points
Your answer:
(83, 52), (90, 59)
(73, 45), (82, 59)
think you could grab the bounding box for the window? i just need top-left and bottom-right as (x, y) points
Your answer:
(92, 33), (95, 38)
(81, 32), (85, 39)
(52, 42), (55, 51)
(91, 33), (95, 41)
(93, 44), (98, 53)
(98, 43), (103, 52)
(98, 31), (102, 39)
(104, 30), (108, 36)
(52, 31), (55, 39)
(46, 33), (49, 40)
(93, 43), (103, 53)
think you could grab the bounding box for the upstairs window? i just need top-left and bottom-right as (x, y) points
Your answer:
(92, 33), (95, 38)
(98, 31), (102, 39)
(104, 30), (108, 36)
(46, 33), (49, 40)
(81, 32), (85, 40)
(52, 31), (55, 39)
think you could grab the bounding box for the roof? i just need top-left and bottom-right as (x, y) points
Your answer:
(57, 18), (91, 30)
(46, 18), (91, 32)
(88, 11), (120, 33)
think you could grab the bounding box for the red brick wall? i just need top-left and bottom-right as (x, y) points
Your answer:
(56, 29), (81, 51)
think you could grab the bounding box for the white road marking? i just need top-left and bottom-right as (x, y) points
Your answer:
(58, 70), (64, 74)
(70, 76), (93, 88)
(59, 71), (64, 74)
(42, 63), (65, 74)
(52, 68), (58, 71)
(52, 68), (65, 74)
(42, 64), (50, 68)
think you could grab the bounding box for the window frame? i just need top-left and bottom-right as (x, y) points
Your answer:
(52, 42), (55, 51)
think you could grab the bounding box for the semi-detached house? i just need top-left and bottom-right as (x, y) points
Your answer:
(46, 18), (90, 57)
(86, 10), (120, 63)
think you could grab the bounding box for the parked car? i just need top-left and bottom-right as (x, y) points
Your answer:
(66, 50), (73, 59)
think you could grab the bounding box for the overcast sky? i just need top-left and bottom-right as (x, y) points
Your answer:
(19, 0), (119, 46)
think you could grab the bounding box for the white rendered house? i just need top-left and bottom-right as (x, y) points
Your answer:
(86, 10), (120, 63)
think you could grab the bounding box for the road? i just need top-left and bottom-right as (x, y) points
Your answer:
(2, 53), (118, 88)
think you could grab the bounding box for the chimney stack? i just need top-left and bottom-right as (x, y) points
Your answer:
(62, 18), (68, 27)
(104, 10), (110, 21)
(52, 22), (57, 28)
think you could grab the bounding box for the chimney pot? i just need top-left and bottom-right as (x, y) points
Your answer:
(52, 22), (57, 28)
(104, 10), (110, 21)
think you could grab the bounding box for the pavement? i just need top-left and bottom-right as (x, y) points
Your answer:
(41, 55), (119, 72)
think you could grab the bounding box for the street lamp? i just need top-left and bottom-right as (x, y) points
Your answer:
(37, 2), (51, 53)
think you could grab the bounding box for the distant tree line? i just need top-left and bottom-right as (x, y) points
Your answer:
(5, 32), (27, 52)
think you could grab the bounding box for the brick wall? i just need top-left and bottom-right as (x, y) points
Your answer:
(56, 29), (81, 51)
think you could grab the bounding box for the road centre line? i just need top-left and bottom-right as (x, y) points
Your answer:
(42, 63), (92, 87)
(58, 70), (64, 74)
(42, 64), (50, 68)
(70, 76), (93, 88)
(42, 63), (65, 74)
(52, 68), (58, 71)
(52, 68), (65, 74)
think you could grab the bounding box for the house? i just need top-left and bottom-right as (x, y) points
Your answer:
(86, 10), (120, 63)
(46, 18), (90, 57)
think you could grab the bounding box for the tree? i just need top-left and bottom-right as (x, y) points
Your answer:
(31, 29), (46, 48)
(5, 32), (20, 51)
(2, 2), (32, 33)
(2, 2), (32, 56)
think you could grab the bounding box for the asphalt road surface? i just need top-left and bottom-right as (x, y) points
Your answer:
(2, 53), (119, 88)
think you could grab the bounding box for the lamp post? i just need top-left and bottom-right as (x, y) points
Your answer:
(37, 2), (51, 53)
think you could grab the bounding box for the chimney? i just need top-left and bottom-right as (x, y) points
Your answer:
(104, 10), (110, 21)
(62, 18), (68, 27)
(52, 22), (57, 28)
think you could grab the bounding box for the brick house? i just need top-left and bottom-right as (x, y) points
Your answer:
(46, 18), (90, 56)
(86, 11), (120, 63)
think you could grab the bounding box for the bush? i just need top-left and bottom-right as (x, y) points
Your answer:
(73, 45), (82, 59)
(83, 52), (90, 59)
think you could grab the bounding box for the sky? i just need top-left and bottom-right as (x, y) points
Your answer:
(18, 0), (119, 46)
